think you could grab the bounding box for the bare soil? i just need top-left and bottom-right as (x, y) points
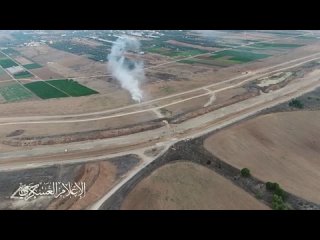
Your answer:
(121, 161), (269, 210)
(29, 66), (64, 80)
(204, 111), (320, 204)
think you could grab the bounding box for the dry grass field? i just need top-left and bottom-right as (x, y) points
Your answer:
(204, 111), (320, 204)
(121, 161), (269, 210)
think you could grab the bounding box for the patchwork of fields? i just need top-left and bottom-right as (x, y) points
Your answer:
(0, 30), (311, 105)
(0, 79), (98, 103)
(0, 83), (34, 102)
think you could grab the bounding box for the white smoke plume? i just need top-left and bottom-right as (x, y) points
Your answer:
(107, 36), (144, 103)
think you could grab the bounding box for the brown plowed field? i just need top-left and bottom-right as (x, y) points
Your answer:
(121, 161), (269, 210)
(204, 111), (320, 204)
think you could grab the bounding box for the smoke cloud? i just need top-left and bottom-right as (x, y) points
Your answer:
(107, 36), (144, 103)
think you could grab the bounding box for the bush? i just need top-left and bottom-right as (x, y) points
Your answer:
(255, 191), (263, 199)
(266, 182), (280, 191)
(274, 186), (287, 201)
(289, 99), (304, 109)
(272, 194), (288, 210)
(240, 168), (251, 177)
(266, 182), (287, 201)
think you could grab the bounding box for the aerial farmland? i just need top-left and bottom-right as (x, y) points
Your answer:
(0, 30), (319, 210)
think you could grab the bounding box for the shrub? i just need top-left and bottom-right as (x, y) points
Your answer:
(289, 99), (304, 109)
(272, 194), (288, 210)
(274, 186), (288, 201)
(240, 168), (251, 177)
(255, 191), (263, 199)
(266, 182), (280, 191)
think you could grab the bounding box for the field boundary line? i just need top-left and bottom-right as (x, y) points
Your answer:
(0, 50), (72, 97)
(0, 64), (39, 99)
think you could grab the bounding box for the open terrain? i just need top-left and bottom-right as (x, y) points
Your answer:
(204, 111), (320, 204)
(1, 30), (320, 210)
(0, 154), (140, 210)
(121, 161), (269, 210)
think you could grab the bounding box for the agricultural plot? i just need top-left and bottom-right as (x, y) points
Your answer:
(179, 48), (271, 66)
(23, 63), (42, 69)
(24, 79), (98, 99)
(1, 48), (20, 56)
(0, 83), (34, 102)
(46, 79), (98, 96)
(24, 81), (69, 99)
(13, 71), (33, 79)
(121, 162), (269, 210)
(210, 50), (270, 63)
(147, 46), (207, 58)
(204, 111), (320, 204)
(0, 58), (18, 68)
(178, 56), (240, 67)
(251, 42), (303, 49)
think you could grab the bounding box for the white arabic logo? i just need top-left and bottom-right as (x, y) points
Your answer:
(10, 182), (86, 201)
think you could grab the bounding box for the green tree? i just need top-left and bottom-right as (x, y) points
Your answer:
(266, 182), (279, 191)
(240, 168), (251, 177)
(272, 194), (288, 210)
(289, 99), (304, 109)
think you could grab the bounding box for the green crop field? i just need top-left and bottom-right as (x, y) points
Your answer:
(2, 48), (20, 56)
(0, 58), (18, 68)
(0, 83), (34, 102)
(13, 71), (33, 79)
(46, 79), (98, 97)
(210, 50), (270, 63)
(147, 47), (206, 57)
(178, 58), (232, 66)
(24, 79), (98, 99)
(24, 81), (69, 99)
(251, 43), (303, 48)
(23, 63), (42, 69)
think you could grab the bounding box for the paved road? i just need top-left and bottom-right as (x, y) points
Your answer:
(1, 67), (319, 169)
(89, 70), (320, 210)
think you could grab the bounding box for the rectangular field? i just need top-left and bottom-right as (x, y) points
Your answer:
(0, 59), (18, 68)
(1, 48), (20, 56)
(24, 81), (69, 99)
(0, 83), (34, 102)
(147, 46), (207, 57)
(46, 79), (98, 97)
(23, 63), (42, 69)
(24, 79), (98, 99)
(210, 50), (270, 63)
(13, 71), (33, 79)
(251, 42), (303, 49)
